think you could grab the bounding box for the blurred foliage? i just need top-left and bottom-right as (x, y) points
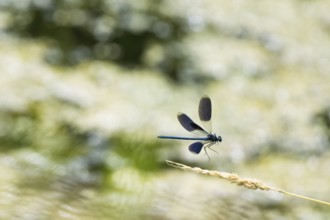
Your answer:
(0, 101), (88, 159)
(0, 98), (165, 192)
(0, 95), (171, 217)
(3, 0), (204, 82)
(111, 132), (167, 172)
(315, 106), (330, 143)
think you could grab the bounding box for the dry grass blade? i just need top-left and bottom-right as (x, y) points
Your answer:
(166, 160), (330, 206)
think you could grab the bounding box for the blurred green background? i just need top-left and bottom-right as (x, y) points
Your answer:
(0, 0), (330, 219)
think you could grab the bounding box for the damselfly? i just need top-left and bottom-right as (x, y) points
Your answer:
(158, 95), (222, 160)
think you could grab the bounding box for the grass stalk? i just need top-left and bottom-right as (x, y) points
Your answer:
(166, 160), (330, 206)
